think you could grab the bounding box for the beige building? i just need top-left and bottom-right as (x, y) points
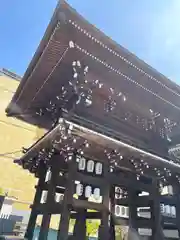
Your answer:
(0, 68), (46, 210)
(0, 69), (61, 229)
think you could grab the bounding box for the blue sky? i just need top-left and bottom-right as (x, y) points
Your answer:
(0, 0), (180, 83)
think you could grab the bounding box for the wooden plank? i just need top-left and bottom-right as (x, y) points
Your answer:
(75, 172), (105, 187)
(72, 198), (106, 212)
(71, 211), (101, 219)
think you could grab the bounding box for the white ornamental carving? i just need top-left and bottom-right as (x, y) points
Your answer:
(41, 191), (47, 203)
(165, 205), (171, 215)
(78, 157), (86, 171)
(55, 193), (64, 202)
(115, 205), (121, 217)
(45, 169), (51, 182)
(93, 188), (100, 200)
(87, 160), (95, 173)
(171, 206), (176, 217)
(95, 162), (103, 175)
(85, 186), (92, 198)
(76, 184), (83, 196)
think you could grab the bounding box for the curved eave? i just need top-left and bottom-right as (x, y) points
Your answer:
(6, 1), (62, 114)
(16, 118), (180, 177)
(6, 1), (180, 118)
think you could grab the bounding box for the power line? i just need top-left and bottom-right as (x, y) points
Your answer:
(0, 119), (34, 132)
(0, 150), (22, 157)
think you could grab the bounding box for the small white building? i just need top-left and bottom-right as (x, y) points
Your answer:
(0, 197), (15, 219)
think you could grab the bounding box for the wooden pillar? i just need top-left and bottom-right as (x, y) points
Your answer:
(39, 158), (58, 240)
(25, 162), (47, 240)
(173, 184), (180, 238)
(73, 194), (87, 240)
(57, 154), (76, 240)
(98, 162), (110, 240)
(73, 209), (87, 239)
(150, 180), (164, 240)
(128, 189), (138, 233)
(109, 186), (116, 240)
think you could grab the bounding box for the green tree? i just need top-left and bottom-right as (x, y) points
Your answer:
(116, 226), (125, 240)
(86, 219), (100, 238)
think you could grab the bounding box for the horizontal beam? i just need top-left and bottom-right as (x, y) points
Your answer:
(75, 172), (105, 187)
(71, 211), (101, 219)
(72, 198), (106, 212)
(115, 195), (177, 207)
(113, 216), (153, 228)
(35, 184), (65, 194)
(162, 216), (177, 226)
(19, 119), (180, 177)
(109, 173), (152, 192)
(31, 203), (63, 214)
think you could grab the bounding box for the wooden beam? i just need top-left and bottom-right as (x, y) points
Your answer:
(32, 203), (63, 214)
(115, 195), (177, 207)
(57, 154), (76, 240)
(99, 162), (110, 240)
(71, 211), (101, 219)
(38, 178), (66, 192)
(173, 185), (180, 238)
(75, 172), (105, 187)
(115, 196), (150, 207)
(110, 186), (116, 240)
(25, 162), (47, 240)
(73, 196), (87, 240)
(39, 158), (59, 239)
(136, 217), (153, 228)
(111, 216), (153, 228)
(150, 180), (164, 240)
(108, 172), (152, 192)
(72, 198), (106, 212)
(128, 190), (138, 231)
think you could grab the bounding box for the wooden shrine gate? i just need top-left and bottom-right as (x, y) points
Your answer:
(6, 1), (180, 240)
(12, 120), (180, 240)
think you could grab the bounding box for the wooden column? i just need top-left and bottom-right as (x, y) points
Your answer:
(25, 162), (47, 240)
(128, 189), (138, 233)
(73, 209), (87, 239)
(173, 184), (180, 238)
(98, 162), (110, 240)
(57, 154), (77, 240)
(39, 158), (58, 240)
(73, 194), (87, 240)
(109, 186), (116, 240)
(150, 180), (164, 240)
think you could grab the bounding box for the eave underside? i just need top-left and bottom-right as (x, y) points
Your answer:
(15, 119), (180, 185)
(6, 1), (180, 156)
